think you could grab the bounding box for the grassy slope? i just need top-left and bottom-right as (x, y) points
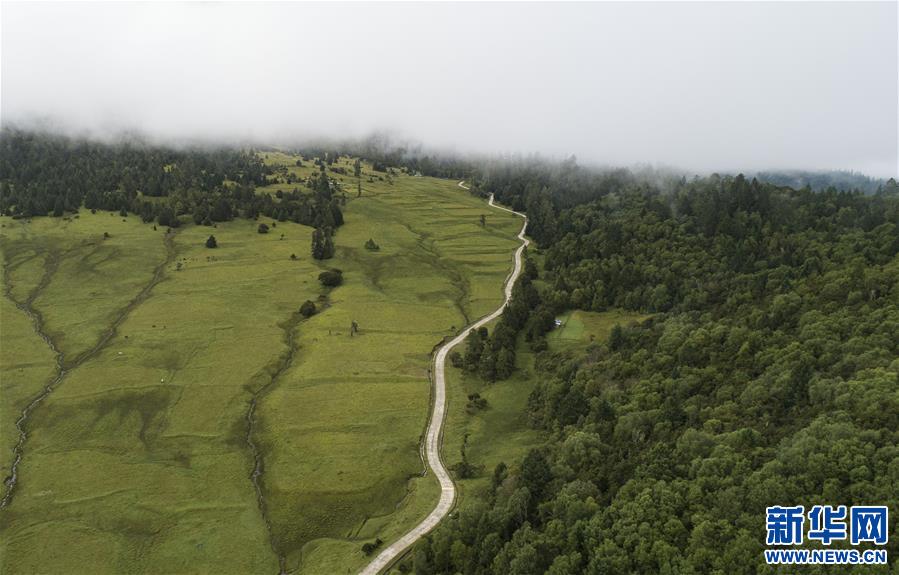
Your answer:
(0, 214), (168, 487)
(0, 263), (57, 482)
(255, 154), (522, 573)
(0, 213), (319, 573)
(0, 156), (522, 575)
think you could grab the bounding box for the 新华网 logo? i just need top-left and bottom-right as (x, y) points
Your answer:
(764, 505), (888, 565)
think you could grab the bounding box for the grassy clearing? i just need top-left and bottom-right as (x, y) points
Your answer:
(547, 308), (651, 353)
(0, 156), (522, 574)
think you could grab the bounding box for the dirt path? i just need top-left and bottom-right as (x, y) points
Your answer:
(359, 182), (528, 574)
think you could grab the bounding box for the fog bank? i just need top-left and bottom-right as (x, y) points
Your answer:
(2, 2), (896, 177)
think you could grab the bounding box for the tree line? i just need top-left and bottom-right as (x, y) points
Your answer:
(0, 130), (343, 236)
(452, 257), (555, 382)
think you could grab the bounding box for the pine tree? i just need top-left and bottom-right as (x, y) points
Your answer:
(495, 347), (515, 379)
(609, 323), (624, 350)
(311, 227), (334, 260)
(312, 228), (325, 259)
(323, 229), (335, 258)
(478, 351), (496, 382)
(463, 329), (484, 371)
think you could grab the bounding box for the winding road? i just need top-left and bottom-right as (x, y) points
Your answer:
(359, 182), (529, 575)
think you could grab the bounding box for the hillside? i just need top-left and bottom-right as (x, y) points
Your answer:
(409, 166), (899, 575)
(0, 143), (522, 574)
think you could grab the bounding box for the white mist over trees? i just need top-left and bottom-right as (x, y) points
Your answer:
(1, 1), (896, 177)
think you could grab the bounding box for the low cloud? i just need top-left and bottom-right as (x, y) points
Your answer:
(2, 2), (896, 177)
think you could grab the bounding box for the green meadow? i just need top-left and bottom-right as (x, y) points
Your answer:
(0, 156), (521, 574)
(547, 308), (651, 352)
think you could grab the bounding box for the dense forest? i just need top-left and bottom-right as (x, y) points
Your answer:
(414, 167), (899, 573)
(0, 130), (344, 233)
(753, 170), (888, 195)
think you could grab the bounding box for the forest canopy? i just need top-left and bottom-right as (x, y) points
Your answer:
(0, 130), (343, 231)
(414, 162), (899, 574)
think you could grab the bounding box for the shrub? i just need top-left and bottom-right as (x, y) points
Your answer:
(318, 269), (343, 287)
(299, 300), (316, 318)
(258, 223), (270, 234)
(364, 238), (380, 251)
(361, 538), (383, 556)
(205, 235), (217, 248)
(451, 459), (478, 479)
(466, 393), (488, 411)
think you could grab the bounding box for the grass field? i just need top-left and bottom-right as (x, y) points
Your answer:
(0, 213), (313, 573)
(547, 308), (651, 352)
(0, 156), (521, 574)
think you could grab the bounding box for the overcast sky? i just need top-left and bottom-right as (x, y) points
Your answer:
(2, 1), (897, 177)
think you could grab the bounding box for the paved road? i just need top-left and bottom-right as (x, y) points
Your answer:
(359, 182), (528, 575)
